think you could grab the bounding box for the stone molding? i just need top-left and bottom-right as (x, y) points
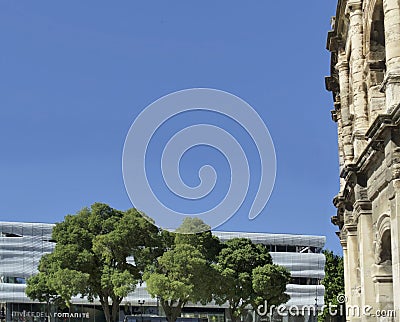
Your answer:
(380, 70), (400, 93)
(372, 263), (393, 283)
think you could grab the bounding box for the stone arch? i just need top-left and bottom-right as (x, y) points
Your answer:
(366, 0), (387, 123)
(373, 213), (394, 313)
(370, 0), (386, 59)
(375, 214), (392, 264)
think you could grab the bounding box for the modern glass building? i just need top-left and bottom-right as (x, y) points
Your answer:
(0, 222), (325, 322)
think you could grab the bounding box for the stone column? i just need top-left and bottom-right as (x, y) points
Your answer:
(355, 201), (375, 322)
(383, 0), (400, 112)
(348, 0), (369, 157)
(388, 130), (400, 321)
(390, 179), (400, 321)
(336, 52), (354, 165)
(341, 239), (352, 322)
(345, 224), (361, 322)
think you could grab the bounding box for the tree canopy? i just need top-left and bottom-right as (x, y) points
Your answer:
(319, 250), (345, 322)
(174, 217), (222, 263)
(144, 243), (214, 322)
(26, 203), (161, 322)
(27, 208), (291, 322)
(213, 238), (291, 322)
(144, 217), (218, 322)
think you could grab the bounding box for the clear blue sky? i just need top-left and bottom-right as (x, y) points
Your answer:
(0, 1), (342, 253)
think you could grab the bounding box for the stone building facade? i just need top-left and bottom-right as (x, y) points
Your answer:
(326, 0), (400, 321)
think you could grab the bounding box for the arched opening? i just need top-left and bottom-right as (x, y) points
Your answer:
(373, 214), (394, 312)
(367, 0), (387, 123)
(375, 214), (392, 265)
(370, 0), (386, 58)
(379, 229), (392, 263)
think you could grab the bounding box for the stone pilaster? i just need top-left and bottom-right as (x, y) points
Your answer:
(336, 52), (354, 165)
(345, 224), (361, 322)
(383, 0), (400, 112)
(341, 238), (352, 322)
(347, 0), (369, 158)
(390, 179), (400, 321)
(382, 71), (400, 113)
(354, 199), (376, 322)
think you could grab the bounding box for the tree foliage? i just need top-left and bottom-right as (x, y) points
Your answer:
(319, 250), (345, 322)
(252, 264), (291, 307)
(27, 209), (291, 322)
(213, 238), (291, 322)
(26, 203), (161, 322)
(174, 217), (222, 263)
(144, 218), (218, 322)
(144, 243), (214, 322)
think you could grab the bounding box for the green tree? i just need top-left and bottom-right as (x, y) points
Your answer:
(252, 264), (291, 308)
(175, 217), (211, 234)
(25, 270), (66, 317)
(144, 243), (214, 322)
(319, 250), (345, 322)
(213, 238), (291, 322)
(26, 203), (161, 322)
(174, 217), (222, 263)
(144, 218), (219, 322)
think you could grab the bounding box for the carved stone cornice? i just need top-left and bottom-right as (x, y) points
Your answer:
(331, 215), (340, 227)
(332, 193), (347, 228)
(391, 147), (400, 180)
(346, 0), (363, 13)
(353, 199), (372, 222)
(372, 263), (393, 283)
(365, 114), (393, 140)
(380, 70), (400, 93)
(331, 110), (338, 122)
(344, 224), (358, 236)
(336, 105), (400, 179)
(370, 140), (385, 152)
(340, 235), (348, 248)
(327, 33), (339, 52)
(325, 75), (340, 92)
(354, 200), (372, 212)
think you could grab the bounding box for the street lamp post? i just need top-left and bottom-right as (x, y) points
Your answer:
(138, 300), (145, 322)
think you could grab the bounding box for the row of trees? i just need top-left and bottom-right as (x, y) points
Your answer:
(26, 203), (291, 322)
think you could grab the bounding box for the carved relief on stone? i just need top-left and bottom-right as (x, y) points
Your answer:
(374, 239), (385, 264)
(391, 147), (400, 179)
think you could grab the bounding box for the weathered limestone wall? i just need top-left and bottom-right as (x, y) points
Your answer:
(326, 0), (400, 321)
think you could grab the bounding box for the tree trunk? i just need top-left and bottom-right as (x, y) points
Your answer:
(161, 299), (184, 322)
(111, 299), (120, 322)
(103, 306), (112, 322)
(100, 297), (112, 322)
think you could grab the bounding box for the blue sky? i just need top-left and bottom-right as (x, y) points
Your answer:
(0, 1), (342, 253)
